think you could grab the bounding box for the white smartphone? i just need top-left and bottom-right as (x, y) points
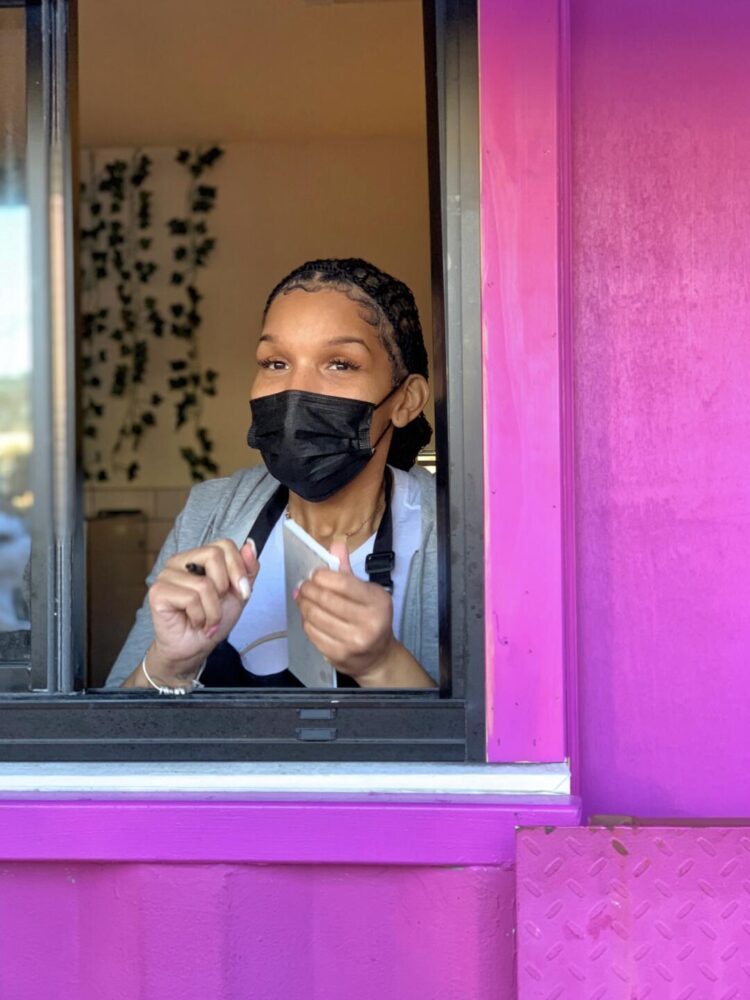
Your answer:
(283, 518), (340, 688)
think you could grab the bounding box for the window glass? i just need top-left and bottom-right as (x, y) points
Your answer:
(0, 7), (33, 687)
(78, 0), (440, 694)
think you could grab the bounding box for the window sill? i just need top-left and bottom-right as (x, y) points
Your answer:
(0, 760), (570, 798)
(0, 762), (577, 866)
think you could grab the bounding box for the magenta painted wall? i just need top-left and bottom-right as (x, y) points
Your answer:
(480, 0), (569, 765)
(516, 825), (750, 997)
(4, 3), (750, 999)
(571, 0), (750, 817)
(0, 862), (514, 1000)
(0, 798), (580, 1000)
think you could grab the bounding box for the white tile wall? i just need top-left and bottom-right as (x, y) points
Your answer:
(85, 485), (189, 566)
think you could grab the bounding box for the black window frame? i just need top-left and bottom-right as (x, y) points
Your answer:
(0, 0), (485, 763)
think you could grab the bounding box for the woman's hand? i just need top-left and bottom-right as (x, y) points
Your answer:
(141, 539), (258, 684)
(294, 541), (435, 689)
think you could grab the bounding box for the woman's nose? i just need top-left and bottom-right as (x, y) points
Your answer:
(286, 369), (320, 394)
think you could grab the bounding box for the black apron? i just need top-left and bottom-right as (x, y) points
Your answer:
(200, 470), (395, 688)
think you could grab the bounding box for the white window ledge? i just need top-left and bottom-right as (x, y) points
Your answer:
(0, 761), (570, 798)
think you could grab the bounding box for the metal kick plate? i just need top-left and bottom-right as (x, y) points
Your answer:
(516, 825), (750, 999)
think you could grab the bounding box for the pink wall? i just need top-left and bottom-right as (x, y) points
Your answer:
(4, 4), (749, 998)
(480, 0), (570, 765)
(572, 0), (750, 817)
(0, 797), (580, 1000)
(516, 824), (750, 997)
(0, 862), (514, 1000)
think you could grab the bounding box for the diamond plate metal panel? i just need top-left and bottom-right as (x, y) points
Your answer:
(516, 826), (750, 999)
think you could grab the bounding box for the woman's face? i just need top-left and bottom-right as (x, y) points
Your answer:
(251, 288), (396, 405)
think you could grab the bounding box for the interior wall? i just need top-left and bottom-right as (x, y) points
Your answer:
(572, 0), (750, 817)
(78, 0), (427, 146)
(82, 136), (433, 487)
(77, 0), (433, 489)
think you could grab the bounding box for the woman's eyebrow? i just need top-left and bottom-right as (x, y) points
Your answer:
(326, 336), (372, 353)
(258, 333), (372, 353)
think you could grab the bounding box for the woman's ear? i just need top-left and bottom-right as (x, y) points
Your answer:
(391, 375), (430, 427)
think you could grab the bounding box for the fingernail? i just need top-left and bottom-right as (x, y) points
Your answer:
(238, 577), (251, 601)
(292, 587), (300, 601)
(248, 539), (257, 560)
(206, 625), (219, 638)
(307, 569), (316, 581)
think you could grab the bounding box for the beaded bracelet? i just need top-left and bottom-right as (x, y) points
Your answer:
(141, 654), (205, 695)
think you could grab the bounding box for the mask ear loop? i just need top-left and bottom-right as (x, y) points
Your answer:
(374, 377), (407, 410)
(370, 377), (407, 454)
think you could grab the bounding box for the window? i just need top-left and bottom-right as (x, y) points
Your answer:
(0, 0), (486, 762)
(0, 1), (32, 691)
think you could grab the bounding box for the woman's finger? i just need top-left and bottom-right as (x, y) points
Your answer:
(302, 619), (347, 665)
(297, 596), (363, 647)
(150, 579), (209, 632)
(305, 567), (375, 604)
(297, 580), (372, 622)
(165, 539), (251, 602)
(240, 540), (260, 585)
(191, 544), (230, 598)
(156, 567), (224, 630)
(329, 539), (352, 574)
(209, 538), (255, 598)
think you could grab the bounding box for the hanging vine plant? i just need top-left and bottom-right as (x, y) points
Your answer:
(167, 146), (224, 482)
(80, 151), (164, 481)
(79, 145), (225, 483)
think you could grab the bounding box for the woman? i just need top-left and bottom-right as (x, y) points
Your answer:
(107, 258), (438, 690)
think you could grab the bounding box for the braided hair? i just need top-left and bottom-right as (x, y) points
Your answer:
(263, 258), (433, 470)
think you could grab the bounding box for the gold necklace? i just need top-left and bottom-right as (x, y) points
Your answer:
(340, 495), (385, 539)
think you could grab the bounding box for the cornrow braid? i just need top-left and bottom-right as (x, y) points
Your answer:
(263, 258), (432, 470)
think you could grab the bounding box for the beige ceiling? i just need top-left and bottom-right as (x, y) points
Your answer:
(78, 0), (427, 146)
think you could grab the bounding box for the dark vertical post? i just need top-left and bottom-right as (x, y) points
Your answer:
(423, 0), (484, 757)
(26, 0), (81, 692)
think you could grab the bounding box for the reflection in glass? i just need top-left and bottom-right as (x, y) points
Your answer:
(0, 7), (32, 665)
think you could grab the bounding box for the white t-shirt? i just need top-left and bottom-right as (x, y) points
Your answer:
(228, 466), (422, 676)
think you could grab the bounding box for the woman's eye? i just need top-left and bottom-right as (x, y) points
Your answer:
(327, 358), (360, 372)
(258, 358), (287, 371)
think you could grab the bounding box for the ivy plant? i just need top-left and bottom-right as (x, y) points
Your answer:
(80, 145), (224, 483)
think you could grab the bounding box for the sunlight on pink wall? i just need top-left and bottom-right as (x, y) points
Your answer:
(480, 0), (567, 764)
(572, 0), (750, 817)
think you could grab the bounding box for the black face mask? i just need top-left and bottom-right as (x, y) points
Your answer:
(247, 386), (400, 502)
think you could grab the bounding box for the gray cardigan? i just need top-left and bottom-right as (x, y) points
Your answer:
(106, 465), (439, 687)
